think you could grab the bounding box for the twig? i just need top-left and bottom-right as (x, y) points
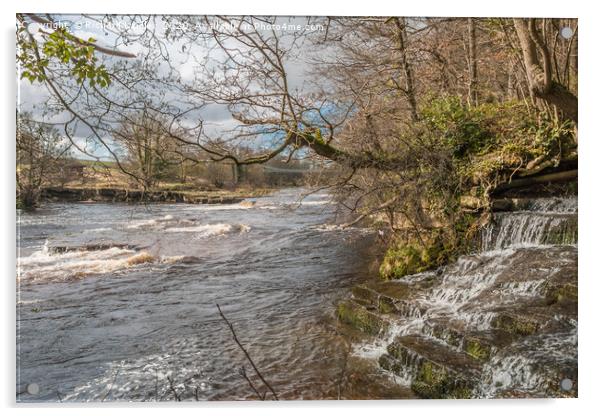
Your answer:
(216, 304), (279, 400)
(166, 375), (182, 401)
(239, 367), (266, 400)
(154, 370), (159, 402)
(337, 340), (352, 400)
(340, 196), (398, 228)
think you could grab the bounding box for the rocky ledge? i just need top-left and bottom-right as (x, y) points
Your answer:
(336, 193), (578, 399)
(40, 187), (268, 204)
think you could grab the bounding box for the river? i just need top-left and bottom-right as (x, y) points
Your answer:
(17, 188), (409, 401)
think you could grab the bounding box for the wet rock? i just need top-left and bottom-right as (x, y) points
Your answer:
(492, 312), (540, 336)
(350, 285), (379, 309)
(50, 243), (137, 253)
(490, 198), (514, 211)
(350, 281), (417, 314)
(490, 197), (544, 212)
(542, 214), (577, 245)
(336, 300), (389, 336)
(383, 335), (481, 399)
(378, 354), (404, 375)
(545, 283), (578, 304)
(422, 320), (464, 349)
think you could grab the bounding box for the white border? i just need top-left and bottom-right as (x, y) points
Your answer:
(2, 1), (600, 415)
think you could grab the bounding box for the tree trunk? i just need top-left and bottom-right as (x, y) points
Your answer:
(467, 18), (478, 106)
(513, 18), (577, 123)
(232, 163), (246, 185)
(569, 27), (578, 94)
(394, 17), (419, 121)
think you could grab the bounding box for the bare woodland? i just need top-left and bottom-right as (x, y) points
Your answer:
(17, 15), (578, 272)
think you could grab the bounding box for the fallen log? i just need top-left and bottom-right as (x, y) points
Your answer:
(492, 170), (577, 194)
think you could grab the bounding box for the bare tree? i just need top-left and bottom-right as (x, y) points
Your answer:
(16, 113), (72, 207)
(16, 14), (577, 244)
(513, 18), (578, 122)
(114, 110), (185, 190)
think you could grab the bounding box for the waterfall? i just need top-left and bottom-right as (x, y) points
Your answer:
(481, 197), (577, 250)
(348, 195), (578, 398)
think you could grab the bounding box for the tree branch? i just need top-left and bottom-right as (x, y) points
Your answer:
(216, 304), (278, 400)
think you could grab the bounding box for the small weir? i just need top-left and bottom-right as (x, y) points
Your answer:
(339, 196), (578, 398)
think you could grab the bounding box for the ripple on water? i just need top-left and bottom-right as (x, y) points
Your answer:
(17, 190), (384, 401)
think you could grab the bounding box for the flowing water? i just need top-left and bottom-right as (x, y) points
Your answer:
(351, 196), (578, 398)
(16, 190), (578, 400)
(17, 189), (400, 402)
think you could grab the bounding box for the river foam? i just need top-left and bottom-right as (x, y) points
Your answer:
(17, 242), (185, 283)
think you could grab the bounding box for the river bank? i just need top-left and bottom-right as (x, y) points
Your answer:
(39, 186), (274, 204)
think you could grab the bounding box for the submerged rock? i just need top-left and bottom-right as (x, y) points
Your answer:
(125, 251), (155, 266)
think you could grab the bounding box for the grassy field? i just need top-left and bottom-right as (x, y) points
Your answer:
(43, 159), (275, 201)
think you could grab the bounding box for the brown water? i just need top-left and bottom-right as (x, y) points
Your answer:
(17, 188), (412, 402)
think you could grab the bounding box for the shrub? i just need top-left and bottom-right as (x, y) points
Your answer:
(377, 97), (575, 279)
(421, 96), (493, 158)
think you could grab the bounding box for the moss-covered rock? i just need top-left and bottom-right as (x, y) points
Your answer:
(384, 335), (479, 399)
(464, 337), (492, 361)
(379, 237), (451, 280)
(546, 282), (578, 304)
(379, 213), (478, 281)
(492, 313), (540, 336)
(410, 361), (474, 399)
(379, 243), (427, 280)
(543, 215), (577, 245)
(336, 300), (389, 336)
(378, 296), (396, 314)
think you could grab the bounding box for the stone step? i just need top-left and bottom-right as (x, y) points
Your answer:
(379, 335), (482, 398)
(350, 281), (430, 318)
(545, 282), (578, 304)
(336, 300), (390, 336)
(542, 214), (578, 245)
(421, 319), (518, 361)
(456, 246), (577, 316)
(490, 300), (577, 336)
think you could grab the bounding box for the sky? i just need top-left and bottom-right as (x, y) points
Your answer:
(17, 14), (325, 160)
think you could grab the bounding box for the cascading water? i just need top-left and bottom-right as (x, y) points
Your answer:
(348, 196), (577, 398)
(481, 197), (577, 250)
